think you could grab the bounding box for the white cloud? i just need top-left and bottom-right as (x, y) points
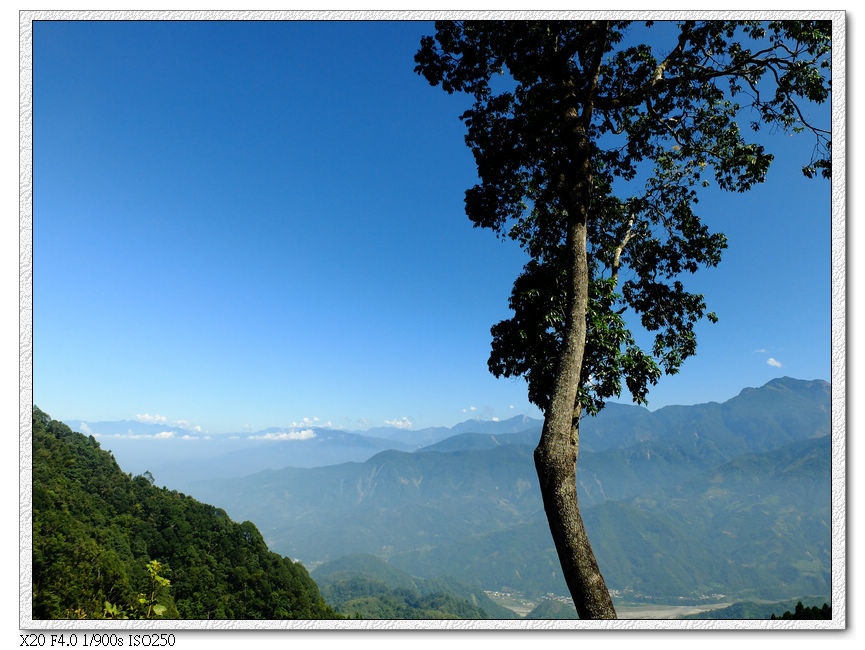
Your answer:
(509, 405), (515, 409)
(79, 422), (93, 435)
(754, 348), (769, 354)
(170, 419), (204, 433)
(289, 417), (324, 428)
(107, 431), (175, 440)
(136, 413), (167, 424)
(470, 406), (478, 411)
(384, 417), (413, 429)
(767, 357), (783, 368)
(492, 417), (500, 422)
(249, 429), (316, 441)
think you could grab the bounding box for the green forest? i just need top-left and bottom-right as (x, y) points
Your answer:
(311, 554), (516, 619)
(771, 602), (832, 620)
(319, 577), (489, 620)
(31, 407), (339, 619)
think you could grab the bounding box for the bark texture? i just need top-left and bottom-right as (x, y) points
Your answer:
(534, 189), (617, 620)
(534, 436), (617, 619)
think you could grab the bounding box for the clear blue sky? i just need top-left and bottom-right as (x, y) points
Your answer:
(32, 20), (832, 433)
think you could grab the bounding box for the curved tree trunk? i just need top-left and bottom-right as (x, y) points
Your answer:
(535, 213), (617, 619)
(535, 22), (615, 618)
(534, 425), (616, 619)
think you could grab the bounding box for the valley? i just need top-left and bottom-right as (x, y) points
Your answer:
(56, 377), (833, 619)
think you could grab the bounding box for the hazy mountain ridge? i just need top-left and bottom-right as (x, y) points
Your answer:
(187, 378), (831, 603)
(63, 414), (545, 490)
(362, 414), (543, 445)
(66, 377), (827, 494)
(416, 428), (540, 453)
(388, 434), (830, 601)
(198, 444), (543, 560)
(579, 376), (828, 453)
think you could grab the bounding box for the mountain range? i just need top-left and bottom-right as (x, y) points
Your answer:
(63, 414), (544, 491)
(57, 377), (832, 612)
(186, 377), (832, 604)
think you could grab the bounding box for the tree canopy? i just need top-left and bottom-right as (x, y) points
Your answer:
(417, 20), (831, 416)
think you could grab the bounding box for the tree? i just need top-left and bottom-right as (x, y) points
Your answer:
(771, 601), (832, 620)
(415, 20), (831, 619)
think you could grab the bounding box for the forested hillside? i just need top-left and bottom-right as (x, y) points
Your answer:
(311, 554), (516, 619)
(682, 597), (830, 620)
(31, 407), (338, 620)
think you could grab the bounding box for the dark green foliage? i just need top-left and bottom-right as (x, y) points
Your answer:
(31, 407), (339, 620)
(771, 601), (831, 620)
(416, 20), (830, 416)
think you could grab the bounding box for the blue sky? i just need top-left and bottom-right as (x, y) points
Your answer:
(32, 19), (832, 433)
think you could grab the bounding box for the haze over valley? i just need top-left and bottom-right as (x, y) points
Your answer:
(57, 376), (832, 617)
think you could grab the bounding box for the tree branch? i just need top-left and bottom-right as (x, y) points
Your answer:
(579, 21), (611, 126)
(610, 212), (637, 285)
(594, 27), (691, 110)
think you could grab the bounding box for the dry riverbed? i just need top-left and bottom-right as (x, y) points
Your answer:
(485, 591), (732, 619)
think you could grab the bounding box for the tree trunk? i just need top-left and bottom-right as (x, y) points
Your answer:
(534, 212), (617, 620)
(534, 425), (617, 619)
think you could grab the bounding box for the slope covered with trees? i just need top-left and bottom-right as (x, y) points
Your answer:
(312, 554), (516, 619)
(317, 577), (489, 620)
(771, 601), (831, 620)
(31, 407), (338, 620)
(682, 597), (830, 620)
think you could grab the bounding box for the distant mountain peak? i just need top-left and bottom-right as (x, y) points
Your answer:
(737, 376), (830, 398)
(450, 414), (543, 435)
(764, 376), (829, 388)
